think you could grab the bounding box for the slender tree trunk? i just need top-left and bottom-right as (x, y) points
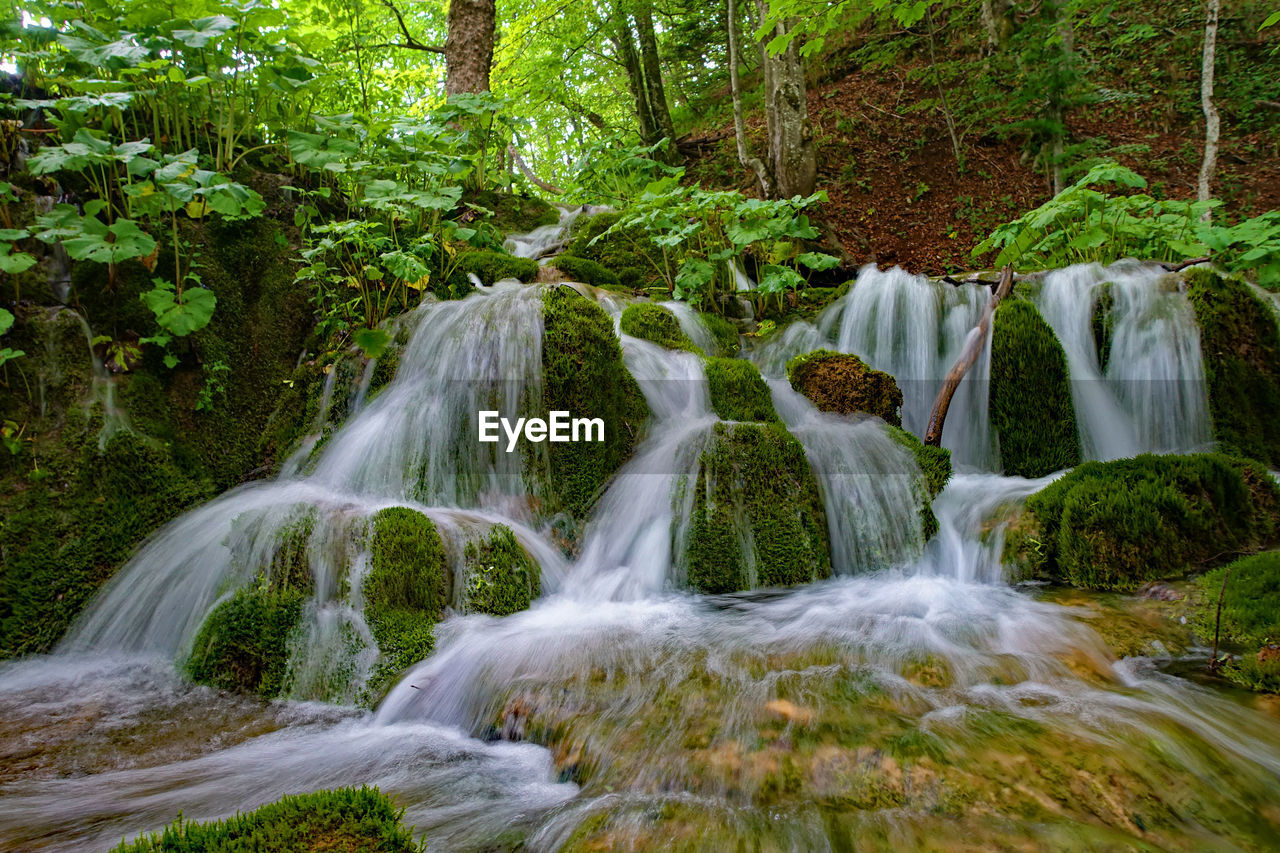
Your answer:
(753, 0), (816, 197)
(612, 6), (659, 145)
(727, 0), (772, 196)
(980, 0), (1014, 52)
(1045, 0), (1074, 195)
(1198, 0), (1220, 220)
(634, 0), (679, 162)
(445, 0), (496, 95)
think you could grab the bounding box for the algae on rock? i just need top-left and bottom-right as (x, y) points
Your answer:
(682, 422), (831, 593)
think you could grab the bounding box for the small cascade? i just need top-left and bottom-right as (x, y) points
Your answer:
(1034, 261), (1212, 459)
(660, 300), (719, 354)
(504, 205), (585, 260)
(830, 265), (996, 469)
(67, 309), (130, 447)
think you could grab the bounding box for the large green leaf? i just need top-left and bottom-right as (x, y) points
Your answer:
(141, 280), (217, 337)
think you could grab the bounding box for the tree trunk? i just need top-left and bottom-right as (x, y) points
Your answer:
(753, 0), (816, 198)
(1198, 0), (1220, 220)
(634, 0), (680, 162)
(980, 0), (1015, 52)
(612, 5), (659, 146)
(445, 0), (496, 95)
(727, 0), (772, 196)
(1044, 0), (1074, 195)
(925, 267), (1014, 447)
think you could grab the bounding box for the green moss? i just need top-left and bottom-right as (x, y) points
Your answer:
(465, 189), (558, 235)
(683, 422), (831, 593)
(1013, 454), (1280, 591)
(551, 255), (621, 289)
(619, 303), (700, 353)
(1190, 552), (1280, 693)
(110, 786), (421, 852)
(463, 524), (541, 617)
(455, 249), (539, 287)
(699, 312), (740, 357)
(1091, 281), (1115, 372)
(786, 349), (903, 426)
(705, 357), (778, 422)
(184, 584), (304, 697)
(541, 286), (649, 520)
(1187, 269), (1280, 467)
(362, 507), (448, 698)
(0, 431), (210, 658)
(887, 425), (953, 541)
(989, 299), (1080, 478)
(562, 212), (662, 291)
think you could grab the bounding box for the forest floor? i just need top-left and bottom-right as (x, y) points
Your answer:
(681, 64), (1280, 275)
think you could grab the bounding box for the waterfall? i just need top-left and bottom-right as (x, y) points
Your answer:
(504, 205), (585, 260)
(1033, 261), (1212, 459)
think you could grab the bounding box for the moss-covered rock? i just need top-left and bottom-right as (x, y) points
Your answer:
(989, 298), (1080, 478)
(541, 286), (649, 520)
(111, 786), (421, 852)
(888, 425), (953, 541)
(1007, 453), (1280, 591)
(551, 255), (621, 290)
(363, 507), (448, 697)
(562, 212), (662, 291)
(699, 312), (740, 357)
(463, 524), (541, 616)
(1188, 551), (1280, 693)
(1090, 281), (1115, 372)
(455, 249), (539, 287)
(786, 349), (902, 426)
(705, 357), (778, 422)
(1186, 269), (1280, 467)
(465, 189), (558, 236)
(683, 422), (831, 593)
(185, 583), (305, 697)
(619, 303), (700, 353)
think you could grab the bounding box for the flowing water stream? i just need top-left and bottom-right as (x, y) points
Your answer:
(2, 246), (1278, 850)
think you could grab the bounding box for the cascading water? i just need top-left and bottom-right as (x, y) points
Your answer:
(1033, 260), (1213, 459)
(5, 228), (1280, 850)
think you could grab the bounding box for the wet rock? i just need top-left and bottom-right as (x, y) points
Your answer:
(785, 349), (903, 425)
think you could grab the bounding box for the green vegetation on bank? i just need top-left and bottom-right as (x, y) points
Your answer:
(1190, 552), (1280, 693)
(989, 299), (1080, 478)
(110, 786), (421, 852)
(1008, 453), (1280, 591)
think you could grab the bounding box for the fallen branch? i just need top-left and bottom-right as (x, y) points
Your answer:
(924, 265), (1014, 447)
(507, 145), (562, 195)
(1160, 256), (1211, 272)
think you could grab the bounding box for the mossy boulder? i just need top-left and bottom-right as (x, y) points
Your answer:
(1090, 281), (1115, 372)
(1186, 269), (1280, 467)
(619, 303), (700, 353)
(185, 584), (305, 697)
(683, 422), (831, 593)
(463, 524), (541, 617)
(888, 426), (953, 541)
(541, 286), (649, 520)
(786, 350), (903, 426)
(989, 298), (1080, 478)
(455, 249), (539, 287)
(552, 255), (621, 290)
(111, 786), (420, 852)
(465, 189), (558, 236)
(705, 357), (778, 422)
(699, 312), (740, 357)
(562, 212), (661, 291)
(363, 507), (448, 697)
(1189, 551), (1280, 693)
(1007, 453), (1280, 591)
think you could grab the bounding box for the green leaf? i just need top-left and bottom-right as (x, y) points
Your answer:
(141, 280), (217, 337)
(353, 327), (391, 358)
(0, 308), (14, 336)
(63, 218), (157, 264)
(796, 252), (840, 270)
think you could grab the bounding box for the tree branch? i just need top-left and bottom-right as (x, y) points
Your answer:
(374, 0), (447, 54)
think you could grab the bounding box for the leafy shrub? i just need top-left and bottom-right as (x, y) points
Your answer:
(551, 255), (622, 290)
(989, 299), (1080, 478)
(705, 357), (778, 422)
(463, 525), (541, 616)
(619, 303), (701, 353)
(541, 286), (649, 519)
(786, 349), (903, 426)
(110, 786), (421, 852)
(1011, 454), (1280, 591)
(185, 584), (304, 697)
(1186, 269), (1280, 467)
(683, 422), (830, 593)
(455, 249), (538, 286)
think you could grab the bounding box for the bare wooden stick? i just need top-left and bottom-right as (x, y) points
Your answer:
(506, 144), (562, 195)
(1160, 256), (1211, 272)
(924, 265), (1014, 447)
